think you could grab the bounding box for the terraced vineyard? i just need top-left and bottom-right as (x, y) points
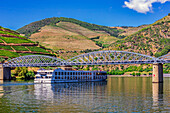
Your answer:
(0, 26), (55, 59)
(12, 46), (29, 51)
(0, 45), (13, 50)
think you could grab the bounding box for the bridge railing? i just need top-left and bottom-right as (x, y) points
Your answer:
(2, 51), (170, 67)
(3, 55), (67, 67)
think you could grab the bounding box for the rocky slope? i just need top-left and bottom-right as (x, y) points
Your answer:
(105, 15), (170, 57)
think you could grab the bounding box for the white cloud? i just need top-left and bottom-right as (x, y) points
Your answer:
(124, 0), (170, 13)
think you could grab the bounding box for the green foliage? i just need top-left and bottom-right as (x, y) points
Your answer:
(90, 36), (100, 40)
(125, 66), (137, 72)
(84, 66), (89, 71)
(131, 72), (141, 76)
(35, 41), (39, 44)
(12, 46), (29, 51)
(0, 30), (26, 39)
(136, 73), (141, 76)
(94, 41), (103, 47)
(137, 66), (143, 72)
(0, 57), (5, 63)
(92, 67), (98, 71)
(102, 44), (110, 48)
(120, 65), (124, 70)
(0, 50), (19, 57)
(26, 71), (35, 79)
(108, 69), (124, 75)
(27, 46), (50, 53)
(132, 72), (135, 76)
(19, 53), (42, 56)
(163, 64), (170, 73)
(0, 26), (56, 58)
(118, 35), (126, 39)
(0, 26), (19, 33)
(0, 39), (4, 43)
(149, 73), (152, 75)
(17, 17), (124, 37)
(14, 67), (35, 79)
(106, 65), (154, 75)
(15, 67), (28, 77)
(0, 45), (12, 50)
(155, 45), (170, 57)
(150, 51), (153, 56)
(7, 57), (11, 61)
(43, 66), (53, 70)
(144, 67), (152, 72)
(0, 37), (34, 44)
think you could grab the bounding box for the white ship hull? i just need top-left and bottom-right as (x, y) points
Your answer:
(34, 68), (107, 84)
(34, 79), (106, 84)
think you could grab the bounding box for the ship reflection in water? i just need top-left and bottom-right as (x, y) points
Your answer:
(0, 77), (169, 112)
(34, 82), (108, 112)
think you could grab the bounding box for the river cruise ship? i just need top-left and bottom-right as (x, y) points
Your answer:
(34, 68), (107, 83)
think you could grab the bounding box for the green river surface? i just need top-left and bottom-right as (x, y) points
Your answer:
(0, 77), (169, 112)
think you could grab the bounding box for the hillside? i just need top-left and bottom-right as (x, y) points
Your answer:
(0, 26), (55, 61)
(17, 15), (170, 59)
(17, 17), (124, 37)
(17, 17), (124, 53)
(104, 15), (170, 57)
(118, 25), (149, 36)
(29, 25), (101, 51)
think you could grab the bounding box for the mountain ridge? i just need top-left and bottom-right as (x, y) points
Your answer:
(14, 14), (170, 59)
(17, 17), (124, 37)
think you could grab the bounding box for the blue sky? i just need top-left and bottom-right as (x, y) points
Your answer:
(0, 0), (170, 30)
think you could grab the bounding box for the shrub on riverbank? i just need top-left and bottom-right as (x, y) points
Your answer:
(14, 67), (35, 79)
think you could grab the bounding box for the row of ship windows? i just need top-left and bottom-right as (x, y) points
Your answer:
(54, 72), (106, 75)
(38, 72), (107, 76)
(55, 72), (92, 75)
(55, 76), (105, 79)
(36, 76), (106, 79)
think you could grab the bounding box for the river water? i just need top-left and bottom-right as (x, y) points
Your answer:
(0, 77), (169, 112)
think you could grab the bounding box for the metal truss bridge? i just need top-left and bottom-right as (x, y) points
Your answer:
(3, 51), (170, 67)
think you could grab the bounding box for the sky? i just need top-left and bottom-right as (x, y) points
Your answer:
(0, 0), (170, 30)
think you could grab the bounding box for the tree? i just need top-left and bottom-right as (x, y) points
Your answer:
(120, 65), (124, 70)
(0, 57), (5, 63)
(150, 51), (153, 56)
(36, 41), (39, 45)
(132, 72), (135, 76)
(26, 71), (35, 79)
(15, 67), (28, 78)
(115, 67), (119, 71)
(136, 73), (141, 76)
(138, 66), (143, 72)
(7, 58), (11, 61)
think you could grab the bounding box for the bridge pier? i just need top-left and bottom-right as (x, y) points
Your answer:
(152, 63), (163, 83)
(0, 64), (11, 80)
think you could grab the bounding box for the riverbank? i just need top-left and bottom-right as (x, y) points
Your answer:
(109, 74), (170, 77)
